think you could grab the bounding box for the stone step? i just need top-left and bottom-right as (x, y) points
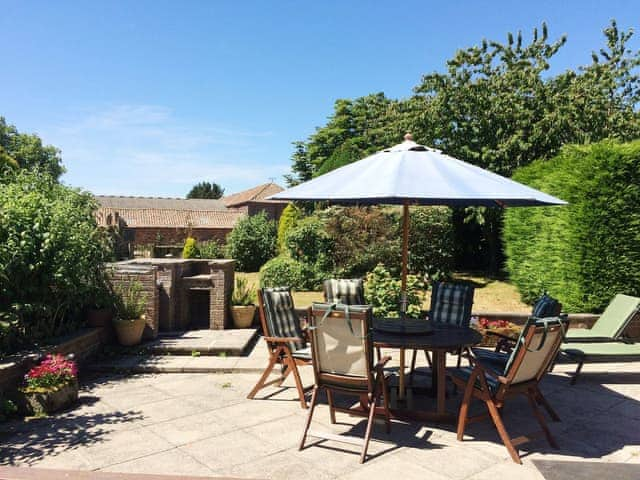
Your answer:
(145, 328), (259, 356)
(87, 352), (271, 374)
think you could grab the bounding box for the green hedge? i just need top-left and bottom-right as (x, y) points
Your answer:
(504, 141), (640, 312)
(259, 255), (319, 290)
(225, 212), (277, 272)
(0, 169), (112, 353)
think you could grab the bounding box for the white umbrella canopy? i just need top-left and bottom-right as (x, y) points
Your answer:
(270, 136), (565, 207)
(269, 134), (566, 312)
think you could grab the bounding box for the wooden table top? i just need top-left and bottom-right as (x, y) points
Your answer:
(372, 318), (482, 350)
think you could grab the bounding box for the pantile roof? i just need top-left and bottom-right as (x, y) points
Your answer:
(96, 207), (244, 229)
(222, 182), (286, 207)
(96, 196), (227, 211)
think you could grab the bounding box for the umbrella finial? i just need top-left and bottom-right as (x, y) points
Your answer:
(404, 132), (414, 142)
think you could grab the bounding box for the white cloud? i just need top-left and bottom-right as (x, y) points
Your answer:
(44, 104), (287, 197)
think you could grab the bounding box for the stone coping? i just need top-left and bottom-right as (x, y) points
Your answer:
(0, 466), (249, 480)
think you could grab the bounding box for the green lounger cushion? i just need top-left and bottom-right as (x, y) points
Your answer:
(562, 341), (640, 362)
(564, 294), (640, 342)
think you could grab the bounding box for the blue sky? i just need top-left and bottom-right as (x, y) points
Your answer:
(1, 1), (638, 197)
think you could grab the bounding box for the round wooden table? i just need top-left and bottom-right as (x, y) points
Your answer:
(372, 318), (482, 423)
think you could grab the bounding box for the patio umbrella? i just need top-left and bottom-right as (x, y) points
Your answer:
(269, 134), (566, 312)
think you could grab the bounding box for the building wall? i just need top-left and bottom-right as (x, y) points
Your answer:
(131, 227), (232, 245)
(246, 202), (287, 222)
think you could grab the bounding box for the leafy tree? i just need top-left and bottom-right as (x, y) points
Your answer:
(287, 21), (640, 274)
(186, 181), (225, 199)
(0, 117), (64, 179)
(225, 212), (277, 271)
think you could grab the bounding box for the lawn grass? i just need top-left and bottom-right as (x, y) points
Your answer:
(236, 271), (530, 313)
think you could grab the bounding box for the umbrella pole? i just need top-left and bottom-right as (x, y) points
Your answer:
(400, 201), (409, 315)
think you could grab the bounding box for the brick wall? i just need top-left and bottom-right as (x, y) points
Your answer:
(108, 265), (160, 340)
(131, 227), (231, 246)
(209, 260), (235, 329)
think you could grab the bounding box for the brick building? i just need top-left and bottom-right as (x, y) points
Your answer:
(222, 182), (288, 221)
(95, 183), (288, 257)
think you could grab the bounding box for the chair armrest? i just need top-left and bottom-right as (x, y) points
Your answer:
(374, 355), (392, 371)
(263, 336), (305, 344)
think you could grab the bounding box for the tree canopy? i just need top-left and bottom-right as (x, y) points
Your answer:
(287, 20), (640, 183)
(186, 181), (225, 199)
(0, 117), (64, 179)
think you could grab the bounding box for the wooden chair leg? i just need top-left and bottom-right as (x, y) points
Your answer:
(247, 353), (279, 400)
(535, 388), (560, 422)
(276, 363), (291, 386)
(360, 395), (378, 463)
(456, 380), (474, 441)
(409, 349), (417, 383)
(326, 389), (337, 424)
(424, 350), (432, 367)
(375, 346), (382, 362)
(299, 386), (319, 450)
(287, 356), (308, 409)
(527, 389), (558, 449)
(486, 399), (521, 464)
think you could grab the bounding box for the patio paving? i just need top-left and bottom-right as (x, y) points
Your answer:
(1, 349), (639, 479)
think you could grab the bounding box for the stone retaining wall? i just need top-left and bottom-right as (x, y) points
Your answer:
(0, 328), (104, 396)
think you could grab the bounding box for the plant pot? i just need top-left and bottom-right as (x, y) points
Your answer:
(113, 316), (146, 346)
(21, 380), (79, 416)
(232, 305), (256, 328)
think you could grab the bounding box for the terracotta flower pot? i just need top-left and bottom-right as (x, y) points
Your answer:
(232, 305), (256, 328)
(113, 316), (147, 346)
(22, 380), (79, 415)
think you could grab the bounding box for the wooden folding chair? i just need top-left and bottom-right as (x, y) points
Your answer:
(410, 281), (475, 377)
(300, 303), (392, 463)
(323, 278), (366, 305)
(247, 287), (312, 409)
(450, 316), (568, 464)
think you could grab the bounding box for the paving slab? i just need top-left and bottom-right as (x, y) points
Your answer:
(149, 330), (258, 356)
(3, 360), (640, 479)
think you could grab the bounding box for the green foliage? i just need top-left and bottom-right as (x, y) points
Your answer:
(186, 181), (224, 199)
(112, 280), (148, 320)
(364, 264), (424, 318)
(259, 255), (318, 290)
(0, 117), (64, 179)
(182, 237), (199, 259)
(196, 239), (224, 259)
(225, 212), (277, 272)
(0, 169), (112, 353)
(504, 140), (640, 312)
(409, 207), (455, 281)
(289, 21), (640, 273)
(231, 277), (257, 306)
(277, 203), (301, 252)
(324, 206), (401, 278)
(285, 217), (334, 268)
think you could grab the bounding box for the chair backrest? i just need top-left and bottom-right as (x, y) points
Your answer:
(531, 293), (562, 318)
(323, 278), (366, 305)
(429, 281), (475, 327)
(309, 303), (374, 391)
(259, 287), (306, 352)
(589, 294), (640, 339)
(504, 316), (568, 386)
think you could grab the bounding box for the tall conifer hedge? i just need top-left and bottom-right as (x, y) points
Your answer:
(504, 141), (640, 312)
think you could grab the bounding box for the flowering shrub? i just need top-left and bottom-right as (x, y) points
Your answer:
(478, 317), (510, 329)
(25, 354), (77, 391)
